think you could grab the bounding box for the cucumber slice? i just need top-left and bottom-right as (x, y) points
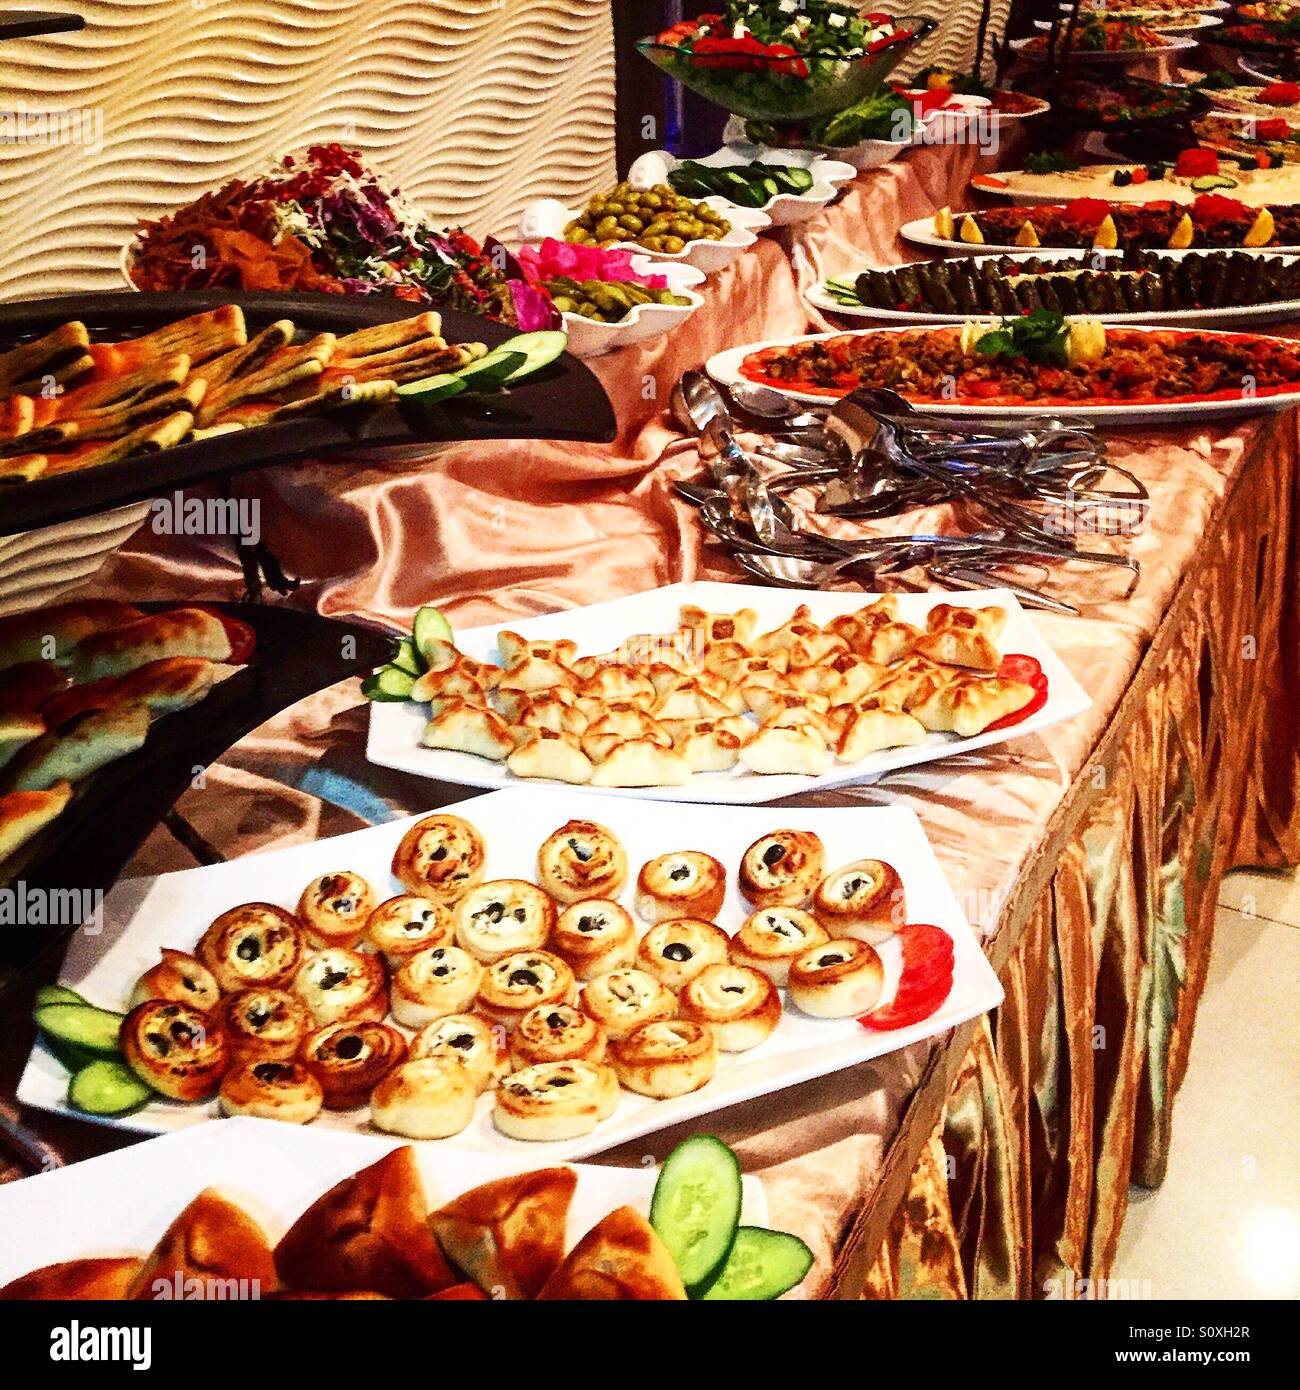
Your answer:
(44, 1036), (98, 1074)
(392, 637), (423, 676)
(68, 1059), (154, 1117)
(780, 167), (815, 193)
(412, 606), (453, 663)
(650, 1135), (742, 1291)
(360, 665), (417, 702)
(454, 349), (528, 391)
(32, 1002), (124, 1058)
(483, 331), (568, 384)
(395, 372), (469, 403)
(34, 984), (87, 1008)
(697, 1228), (814, 1301)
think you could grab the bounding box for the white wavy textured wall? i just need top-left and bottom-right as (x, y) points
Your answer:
(0, 0), (617, 298)
(896, 0), (1013, 82)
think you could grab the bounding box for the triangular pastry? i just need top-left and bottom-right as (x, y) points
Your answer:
(872, 656), (954, 711)
(431, 1167), (577, 1300)
(588, 738), (691, 787)
(274, 1147), (454, 1298)
(911, 675), (1035, 737)
(496, 630), (579, 670)
(537, 1206), (687, 1300)
(668, 716), (751, 772)
(651, 680), (733, 722)
(679, 604), (758, 647)
(495, 654), (577, 695)
(575, 664), (655, 707)
(835, 696), (928, 760)
(739, 723), (830, 776)
(131, 1190), (277, 1300)
(421, 698), (514, 761)
(506, 728), (594, 783)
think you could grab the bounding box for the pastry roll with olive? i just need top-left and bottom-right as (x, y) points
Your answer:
(453, 879), (556, 963)
(811, 859), (905, 943)
(510, 1003), (607, 1068)
(292, 947), (389, 1027)
(536, 819), (628, 903)
(635, 850), (726, 922)
(121, 1000), (228, 1101)
(492, 1059), (619, 1141)
(390, 813), (486, 904)
(788, 938), (884, 1018)
(296, 871), (376, 949)
(580, 968), (677, 1041)
(679, 964), (781, 1052)
(730, 906), (828, 986)
(370, 1057), (478, 1140)
(391, 945), (483, 1028)
(410, 1013), (507, 1094)
(197, 903), (305, 994)
(738, 829), (825, 909)
(609, 1019), (718, 1098)
(636, 918), (730, 993)
(216, 987), (311, 1063)
(299, 1019), (409, 1109)
(476, 950), (576, 1031)
(218, 1058), (324, 1125)
(363, 894), (454, 966)
(552, 899), (637, 979)
(128, 947), (221, 1012)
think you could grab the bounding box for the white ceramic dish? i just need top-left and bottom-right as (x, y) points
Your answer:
(553, 256), (706, 358)
(969, 161), (1300, 207)
(0, 1118), (769, 1290)
(627, 145), (856, 229)
(807, 249), (1300, 327)
(367, 581), (1091, 804)
(1010, 34), (1199, 63)
(19, 787), (1003, 1160)
(1206, 85), (1300, 120)
(0, 502), (151, 617)
(708, 322), (1300, 422)
(1038, 11), (1223, 31)
(518, 196), (770, 276)
(898, 210), (1300, 254)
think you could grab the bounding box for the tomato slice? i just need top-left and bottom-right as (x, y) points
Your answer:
(859, 973), (953, 1031)
(997, 653), (1042, 684)
(986, 674), (1048, 732)
(859, 923), (957, 1030)
(898, 923), (954, 968)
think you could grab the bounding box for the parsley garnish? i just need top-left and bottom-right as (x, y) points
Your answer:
(973, 309), (1071, 366)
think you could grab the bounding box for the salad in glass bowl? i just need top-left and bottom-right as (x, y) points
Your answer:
(638, 2), (933, 123)
(126, 144), (557, 328)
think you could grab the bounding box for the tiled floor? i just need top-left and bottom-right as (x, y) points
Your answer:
(1109, 869), (1300, 1300)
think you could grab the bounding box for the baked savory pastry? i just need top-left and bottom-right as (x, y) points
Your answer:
(914, 603), (1006, 671)
(811, 859), (905, 943)
(430, 1166), (577, 1300)
(274, 1146), (455, 1297)
(679, 964), (781, 1052)
(551, 899), (638, 980)
(911, 675), (1035, 737)
(730, 906), (828, 986)
(635, 850), (726, 923)
(580, 968), (677, 1041)
(679, 604), (758, 648)
(391, 945), (483, 1028)
(0, 1257), (143, 1301)
(421, 698), (515, 761)
(296, 870), (376, 950)
(291, 947), (389, 1027)
(635, 918), (730, 993)
(476, 950), (576, 1031)
(128, 947), (221, 1013)
(536, 819), (628, 903)
(738, 722), (830, 776)
(129, 1190), (276, 1301)
(218, 1058), (324, 1125)
(738, 829), (825, 909)
(587, 737), (692, 788)
(834, 696), (928, 761)
(216, 987), (311, 1063)
(506, 727), (595, 784)
(667, 717), (749, 772)
(537, 1206), (688, 1300)
(299, 1019), (409, 1109)
(66, 607), (232, 684)
(370, 1057), (478, 1139)
(609, 1019), (718, 1098)
(363, 894), (454, 966)
(787, 938), (885, 1018)
(492, 1059), (619, 1141)
(510, 1003), (607, 1068)
(410, 1013), (507, 1094)
(872, 655), (953, 712)
(196, 902), (305, 994)
(453, 879), (556, 963)
(121, 1000), (228, 1101)
(0, 783), (72, 862)
(390, 813), (486, 904)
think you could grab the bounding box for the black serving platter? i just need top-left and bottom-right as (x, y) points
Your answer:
(0, 290), (618, 536)
(0, 601), (396, 988)
(0, 9), (83, 41)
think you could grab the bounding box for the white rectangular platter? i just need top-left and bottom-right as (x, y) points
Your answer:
(0, 1118), (768, 1289)
(19, 787), (1003, 1162)
(366, 581), (1091, 804)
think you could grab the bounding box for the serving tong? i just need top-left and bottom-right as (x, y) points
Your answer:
(671, 372), (1146, 608)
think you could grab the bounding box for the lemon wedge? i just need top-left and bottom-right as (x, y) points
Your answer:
(959, 215), (984, 245)
(934, 206), (955, 238)
(959, 320), (986, 355)
(1067, 318), (1107, 366)
(1166, 213), (1194, 250)
(1092, 214), (1118, 250)
(1244, 207), (1274, 248)
(1014, 220), (1040, 248)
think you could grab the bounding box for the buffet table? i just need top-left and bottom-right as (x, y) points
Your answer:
(5, 137), (1298, 1300)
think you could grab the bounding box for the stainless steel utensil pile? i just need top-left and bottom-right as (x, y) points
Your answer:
(671, 372), (1148, 613)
